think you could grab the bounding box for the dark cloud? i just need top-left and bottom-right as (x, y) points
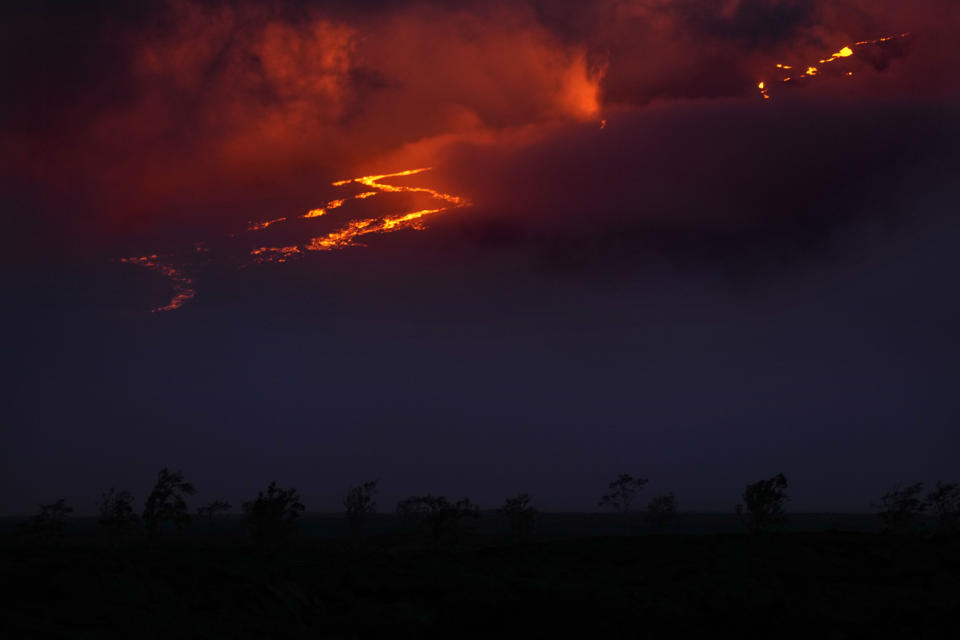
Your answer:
(423, 95), (958, 277)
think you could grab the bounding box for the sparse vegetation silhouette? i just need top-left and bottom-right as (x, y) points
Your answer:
(243, 481), (304, 548)
(344, 480), (378, 538)
(598, 474), (648, 514)
(142, 468), (196, 534)
(645, 493), (678, 528)
(196, 500), (232, 519)
(98, 488), (139, 535)
(927, 481), (960, 535)
(498, 493), (537, 543)
(876, 483), (927, 534)
(396, 495), (479, 544)
(17, 499), (72, 543)
(736, 473), (789, 533)
(4, 470), (960, 637)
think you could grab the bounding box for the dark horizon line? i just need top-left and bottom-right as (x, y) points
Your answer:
(0, 509), (888, 520)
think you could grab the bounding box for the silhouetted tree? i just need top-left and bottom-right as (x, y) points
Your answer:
(142, 468), (196, 534)
(645, 493), (678, 528)
(736, 473), (789, 533)
(344, 480), (378, 537)
(927, 481), (960, 535)
(98, 488), (139, 535)
(196, 500), (232, 519)
(243, 482), (305, 548)
(396, 495), (479, 543)
(17, 499), (72, 543)
(498, 493), (537, 543)
(598, 474), (648, 513)
(876, 483), (927, 534)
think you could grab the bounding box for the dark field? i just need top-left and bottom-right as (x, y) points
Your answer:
(0, 511), (895, 540)
(2, 514), (957, 638)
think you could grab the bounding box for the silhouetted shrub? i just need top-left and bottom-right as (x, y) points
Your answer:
(645, 493), (678, 528)
(927, 482), (960, 535)
(142, 468), (196, 534)
(243, 482), (305, 548)
(98, 488), (139, 535)
(17, 499), (72, 543)
(736, 473), (789, 533)
(196, 500), (232, 519)
(876, 483), (927, 534)
(498, 493), (537, 543)
(396, 495), (479, 543)
(344, 480), (378, 537)
(598, 474), (648, 513)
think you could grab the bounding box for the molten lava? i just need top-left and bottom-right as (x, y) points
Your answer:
(247, 217), (287, 231)
(119, 255), (195, 313)
(122, 166), (469, 311)
(758, 33), (910, 100)
(251, 167), (469, 261)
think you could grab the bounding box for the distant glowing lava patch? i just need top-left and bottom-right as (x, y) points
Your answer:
(122, 167), (469, 311)
(119, 255), (196, 313)
(757, 33), (910, 100)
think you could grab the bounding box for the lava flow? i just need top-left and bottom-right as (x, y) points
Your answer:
(250, 167), (469, 262)
(122, 167), (469, 312)
(119, 255), (195, 313)
(118, 30), (912, 313)
(757, 33), (910, 100)
(247, 217), (287, 231)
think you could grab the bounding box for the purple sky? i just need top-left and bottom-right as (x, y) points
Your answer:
(2, 0), (959, 515)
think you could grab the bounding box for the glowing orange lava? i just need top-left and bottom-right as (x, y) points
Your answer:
(124, 167), (469, 311)
(119, 255), (195, 312)
(301, 198), (346, 219)
(758, 33), (910, 100)
(819, 46), (854, 64)
(250, 167), (469, 260)
(247, 217), (287, 231)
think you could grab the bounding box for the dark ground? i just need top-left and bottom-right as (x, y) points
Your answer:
(0, 511), (893, 540)
(1, 514), (957, 639)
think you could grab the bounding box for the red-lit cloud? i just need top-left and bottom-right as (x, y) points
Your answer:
(2, 0), (605, 245)
(1, 0), (958, 282)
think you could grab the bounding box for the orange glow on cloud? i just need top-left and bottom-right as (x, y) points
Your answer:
(115, 15), (920, 313)
(561, 54), (604, 120)
(1, 0), (604, 238)
(9, 1), (937, 311)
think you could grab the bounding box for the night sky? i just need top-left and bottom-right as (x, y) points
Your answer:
(2, 0), (959, 516)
